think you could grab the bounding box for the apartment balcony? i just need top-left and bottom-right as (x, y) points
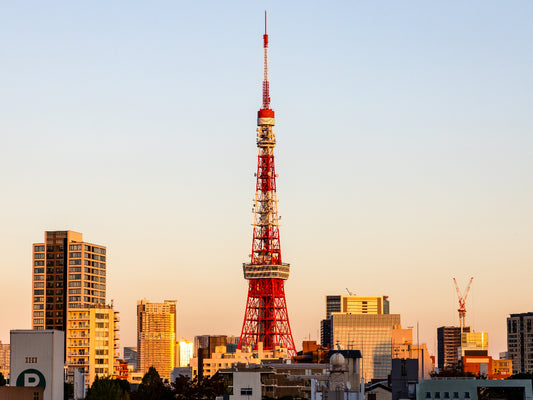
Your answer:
(67, 352), (87, 357)
(69, 342), (89, 347)
(69, 315), (89, 321)
(68, 332), (88, 338)
(68, 324), (89, 330)
(67, 360), (89, 367)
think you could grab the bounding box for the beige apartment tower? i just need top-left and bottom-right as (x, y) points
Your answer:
(66, 306), (119, 386)
(32, 231), (106, 331)
(137, 300), (177, 381)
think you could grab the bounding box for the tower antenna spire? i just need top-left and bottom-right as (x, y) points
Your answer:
(261, 11), (271, 111)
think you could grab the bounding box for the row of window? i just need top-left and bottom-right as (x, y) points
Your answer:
(68, 296), (104, 302)
(68, 244), (106, 255)
(426, 392), (470, 399)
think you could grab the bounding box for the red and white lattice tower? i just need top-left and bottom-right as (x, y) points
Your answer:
(238, 12), (296, 358)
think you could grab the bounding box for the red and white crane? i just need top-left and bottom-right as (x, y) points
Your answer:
(453, 277), (474, 333)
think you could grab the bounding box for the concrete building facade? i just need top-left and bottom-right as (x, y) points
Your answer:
(10, 330), (64, 400)
(417, 378), (532, 400)
(32, 231), (106, 331)
(508, 312), (533, 374)
(437, 326), (470, 369)
(137, 299), (177, 381)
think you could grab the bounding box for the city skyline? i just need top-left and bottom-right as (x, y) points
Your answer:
(1, 1), (532, 360)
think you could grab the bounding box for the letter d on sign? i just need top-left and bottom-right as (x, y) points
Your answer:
(16, 369), (46, 390)
(24, 373), (40, 386)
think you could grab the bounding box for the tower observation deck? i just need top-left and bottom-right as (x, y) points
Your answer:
(237, 12), (296, 358)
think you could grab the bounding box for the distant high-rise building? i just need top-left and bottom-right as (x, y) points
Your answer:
(0, 340), (9, 378)
(32, 231), (106, 331)
(507, 312), (533, 374)
(437, 326), (471, 370)
(321, 294), (390, 348)
(178, 341), (193, 367)
(137, 300), (177, 381)
(65, 306), (119, 386)
(331, 313), (401, 382)
(124, 347), (138, 370)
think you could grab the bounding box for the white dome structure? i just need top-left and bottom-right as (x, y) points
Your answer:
(330, 352), (346, 370)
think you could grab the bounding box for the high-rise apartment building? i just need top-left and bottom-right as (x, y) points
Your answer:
(66, 306), (119, 386)
(330, 313), (401, 382)
(437, 326), (471, 369)
(32, 231), (106, 331)
(137, 300), (177, 381)
(507, 312), (533, 374)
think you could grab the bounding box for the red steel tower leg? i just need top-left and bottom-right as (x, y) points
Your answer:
(238, 12), (296, 358)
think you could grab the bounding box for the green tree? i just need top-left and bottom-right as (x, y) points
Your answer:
(172, 373), (225, 400)
(86, 376), (129, 400)
(133, 367), (172, 400)
(0, 372), (6, 386)
(64, 382), (73, 400)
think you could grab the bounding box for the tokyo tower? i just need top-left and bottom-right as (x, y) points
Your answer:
(237, 12), (296, 358)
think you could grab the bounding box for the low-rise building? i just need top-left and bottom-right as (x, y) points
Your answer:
(417, 378), (532, 400)
(461, 356), (512, 379)
(217, 350), (364, 400)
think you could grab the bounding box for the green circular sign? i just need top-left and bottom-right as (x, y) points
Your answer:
(16, 369), (46, 390)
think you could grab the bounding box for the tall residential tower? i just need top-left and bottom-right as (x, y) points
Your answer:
(137, 300), (177, 381)
(32, 231), (107, 331)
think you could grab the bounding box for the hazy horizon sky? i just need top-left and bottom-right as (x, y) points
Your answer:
(1, 1), (532, 359)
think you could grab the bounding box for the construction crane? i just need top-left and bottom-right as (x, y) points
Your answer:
(453, 277), (474, 333)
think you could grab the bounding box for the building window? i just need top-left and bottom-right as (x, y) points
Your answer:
(452, 392), (459, 398)
(34, 268), (44, 274)
(464, 393), (470, 399)
(444, 392), (450, 399)
(435, 393), (440, 399)
(241, 388), (252, 396)
(34, 261), (44, 266)
(35, 245), (45, 252)
(34, 253), (45, 259)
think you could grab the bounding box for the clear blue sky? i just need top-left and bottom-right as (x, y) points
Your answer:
(1, 1), (532, 357)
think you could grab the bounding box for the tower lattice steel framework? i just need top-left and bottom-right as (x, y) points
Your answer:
(238, 12), (296, 358)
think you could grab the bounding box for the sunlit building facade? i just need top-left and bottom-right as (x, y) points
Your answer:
(458, 331), (488, 359)
(66, 306), (119, 386)
(178, 340), (194, 367)
(137, 300), (177, 381)
(331, 313), (401, 382)
(0, 341), (9, 378)
(32, 231), (106, 331)
(326, 295), (389, 318)
(322, 294), (390, 348)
